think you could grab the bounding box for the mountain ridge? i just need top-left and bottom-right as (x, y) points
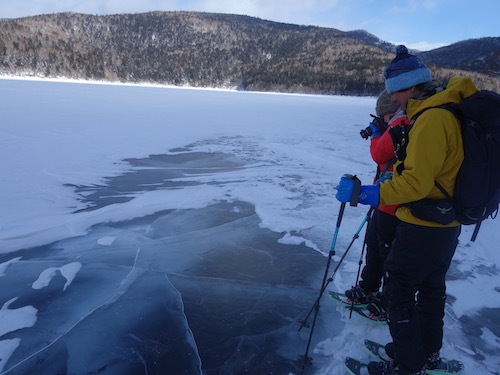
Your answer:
(0, 11), (498, 95)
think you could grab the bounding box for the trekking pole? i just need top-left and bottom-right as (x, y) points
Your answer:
(298, 205), (372, 331)
(298, 202), (345, 331)
(298, 201), (346, 372)
(349, 207), (374, 318)
(298, 175), (361, 373)
(471, 221), (481, 242)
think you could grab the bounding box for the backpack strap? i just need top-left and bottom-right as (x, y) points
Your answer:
(380, 157), (396, 175)
(410, 103), (456, 125)
(434, 180), (453, 200)
(404, 103), (460, 201)
(428, 103), (462, 200)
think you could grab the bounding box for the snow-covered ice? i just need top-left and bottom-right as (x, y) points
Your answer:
(0, 77), (498, 374)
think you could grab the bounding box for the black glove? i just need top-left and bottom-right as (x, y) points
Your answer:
(389, 124), (411, 161)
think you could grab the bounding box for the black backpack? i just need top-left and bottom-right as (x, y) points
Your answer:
(433, 90), (500, 240)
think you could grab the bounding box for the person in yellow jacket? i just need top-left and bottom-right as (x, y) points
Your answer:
(336, 45), (478, 375)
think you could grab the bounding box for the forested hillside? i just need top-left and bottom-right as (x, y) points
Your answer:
(0, 12), (498, 95)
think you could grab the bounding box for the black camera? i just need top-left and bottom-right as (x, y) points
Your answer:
(360, 114), (387, 140)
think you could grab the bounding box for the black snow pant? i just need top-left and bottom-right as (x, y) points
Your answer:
(383, 222), (460, 374)
(359, 209), (400, 293)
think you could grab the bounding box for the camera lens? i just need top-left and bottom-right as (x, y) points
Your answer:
(360, 126), (373, 140)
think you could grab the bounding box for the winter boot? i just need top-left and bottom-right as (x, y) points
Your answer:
(368, 359), (426, 375)
(385, 342), (395, 359)
(367, 359), (396, 375)
(384, 342), (440, 371)
(367, 298), (387, 320)
(344, 285), (377, 304)
(425, 351), (442, 369)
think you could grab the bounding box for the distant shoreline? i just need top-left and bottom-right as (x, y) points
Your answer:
(0, 74), (378, 98)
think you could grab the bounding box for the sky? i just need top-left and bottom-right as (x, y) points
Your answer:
(0, 76), (498, 374)
(0, 0), (499, 51)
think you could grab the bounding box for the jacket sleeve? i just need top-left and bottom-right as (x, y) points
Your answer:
(370, 116), (408, 171)
(369, 130), (395, 168)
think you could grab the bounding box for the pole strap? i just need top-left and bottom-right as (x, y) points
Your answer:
(345, 174), (362, 207)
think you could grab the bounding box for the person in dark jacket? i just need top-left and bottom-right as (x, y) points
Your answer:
(336, 45), (478, 375)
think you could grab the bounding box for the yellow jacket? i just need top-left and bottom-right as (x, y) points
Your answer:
(379, 76), (478, 226)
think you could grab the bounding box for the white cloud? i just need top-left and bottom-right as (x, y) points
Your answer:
(391, 40), (449, 52)
(185, 0), (341, 25)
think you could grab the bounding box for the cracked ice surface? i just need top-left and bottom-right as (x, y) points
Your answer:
(1, 78), (498, 374)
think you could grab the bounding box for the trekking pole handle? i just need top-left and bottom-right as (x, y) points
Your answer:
(330, 202), (346, 255)
(342, 174), (362, 207)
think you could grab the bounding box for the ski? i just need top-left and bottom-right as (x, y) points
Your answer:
(364, 339), (464, 375)
(328, 291), (386, 324)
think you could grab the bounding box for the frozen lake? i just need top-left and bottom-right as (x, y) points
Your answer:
(1, 78), (498, 374)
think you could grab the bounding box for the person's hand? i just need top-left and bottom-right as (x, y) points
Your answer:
(335, 175), (380, 207)
(369, 122), (382, 138)
(369, 116), (387, 139)
(335, 175), (356, 202)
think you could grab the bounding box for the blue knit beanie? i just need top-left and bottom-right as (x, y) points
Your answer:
(384, 45), (432, 94)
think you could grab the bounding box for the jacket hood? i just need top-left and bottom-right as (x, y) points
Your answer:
(407, 76), (479, 120)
